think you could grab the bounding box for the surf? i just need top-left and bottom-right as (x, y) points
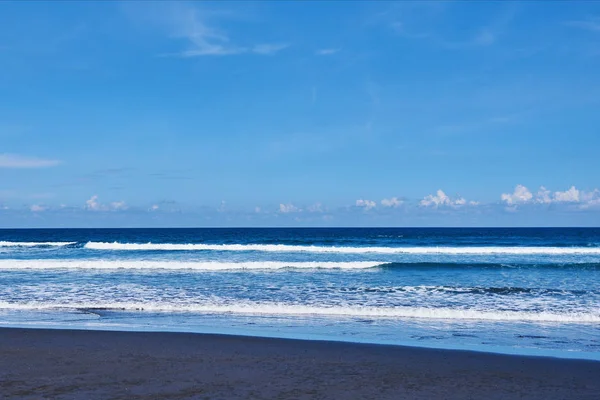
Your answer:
(83, 241), (600, 255)
(1, 301), (598, 323)
(0, 241), (77, 247)
(0, 260), (383, 271)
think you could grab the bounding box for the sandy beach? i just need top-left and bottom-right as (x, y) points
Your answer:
(0, 328), (598, 399)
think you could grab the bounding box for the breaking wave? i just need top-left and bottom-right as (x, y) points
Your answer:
(83, 242), (600, 255)
(2, 260), (597, 271)
(0, 301), (598, 323)
(0, 260), (383, 271)
(0, 241), (76, 248)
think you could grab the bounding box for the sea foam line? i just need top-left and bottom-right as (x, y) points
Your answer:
(0, 301), (598, 323)
(0, 241), (76, 247)
(84, 242), (600, 255)
(0, 260), (382, 271)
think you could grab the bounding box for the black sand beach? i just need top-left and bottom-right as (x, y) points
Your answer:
(0, 328), (598, 399)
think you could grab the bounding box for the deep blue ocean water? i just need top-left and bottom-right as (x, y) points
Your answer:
(1, 228), (599, 359)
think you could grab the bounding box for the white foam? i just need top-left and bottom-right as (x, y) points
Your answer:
(0, 241), (76, 247)
(0, 260), (382, 271)
(0, 301), (598, 323)
(83, 242), (600, 255)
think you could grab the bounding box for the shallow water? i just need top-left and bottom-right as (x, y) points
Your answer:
(1, 228), (599, 359)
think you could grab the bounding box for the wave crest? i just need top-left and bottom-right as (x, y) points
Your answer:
(83, 242), (600, 255)
(0, 301), (597, 323)
(0, 241), (76, 248)
(0, 260), (382, 271)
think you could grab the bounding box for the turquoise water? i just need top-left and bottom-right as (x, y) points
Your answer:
(1, 228), (599, 359)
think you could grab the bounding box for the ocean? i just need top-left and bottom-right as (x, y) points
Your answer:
(0, 228), (599, 360)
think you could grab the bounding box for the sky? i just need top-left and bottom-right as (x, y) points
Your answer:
(1, 1), (600, 227)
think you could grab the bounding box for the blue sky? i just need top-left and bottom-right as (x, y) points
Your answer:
(1, 1), (599, 227)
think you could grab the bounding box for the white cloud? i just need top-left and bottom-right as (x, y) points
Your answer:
(381, 197), (402, 208)
(85, 195), (127, 211)
(420, 190), (469, 208)
(421, 190), (450, 207)
(156, 4), (288, 57)
(307, 203), (324, 213)
(170, 5), (243, 56)
(110, 201), (128, 211)
(501, 185), (533, 205)
(85, 195), (101, 211)
(356, 199), (376, 210)
(0, 154), (61, 168)
(150, 204), (159, 211)
(180, 42), (288, 57)
(315, 48), (340, 55)
(279, 203), (301, 213)
(30, 204), (47, 212)
(502, 185), (600, 208)
(536, 186), (552, 204)
(553, 186), (580, 203)
(580, 189), (600, 209)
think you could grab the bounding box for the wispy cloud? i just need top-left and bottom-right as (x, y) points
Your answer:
(315, 48), (341, 56)
(0, 154), (61, 168)
(251, 43), (289, 55)
(147, 3), (288, 57)
(179, 42), (288, 57)
(386, 2), (517, 50)
(564, 17), (600, 33)
(307, 203), (324, 213)
(30, 205), (47, 213)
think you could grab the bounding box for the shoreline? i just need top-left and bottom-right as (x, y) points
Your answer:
(3, 321), (599, 362)
(1, 327), (598, 399)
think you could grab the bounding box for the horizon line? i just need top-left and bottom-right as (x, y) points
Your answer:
(1, 226), (599, 230)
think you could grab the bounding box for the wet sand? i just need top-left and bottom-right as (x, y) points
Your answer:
(0, 327), (598, 399)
